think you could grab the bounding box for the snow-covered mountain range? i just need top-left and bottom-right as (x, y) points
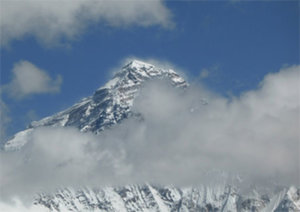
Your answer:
(33, 184), (300, 212)
(2, 60), (300, 211)
(32, 184), (299, 212)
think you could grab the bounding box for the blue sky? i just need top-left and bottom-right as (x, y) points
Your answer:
(0, 0), (299, 139)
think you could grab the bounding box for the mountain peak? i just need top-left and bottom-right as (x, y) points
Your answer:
(124, 59), (154, 70)
(101, 60), (186, 90)
(4, 60), (187, 150)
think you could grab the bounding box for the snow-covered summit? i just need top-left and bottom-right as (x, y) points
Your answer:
(124, 59), (154, 70)
(101, 59), (186, 90)
(3, 60), (187, 150)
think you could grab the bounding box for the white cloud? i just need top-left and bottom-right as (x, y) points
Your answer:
(0, 64), (299, 205)
(0, 0), (173, 47)
(4, 60), (62, 99)
(128, 66), (300, 185)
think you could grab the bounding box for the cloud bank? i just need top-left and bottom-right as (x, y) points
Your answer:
(0, 65), (299, 204)
(3, 60), (62, 99)
(0, 0), (173, 47)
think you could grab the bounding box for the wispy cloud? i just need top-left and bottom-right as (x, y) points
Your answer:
(3, 60), (62, 99)
(0, 95), (11, 143)
(0, 198), (45, 212)
(0, 0), (174, 47)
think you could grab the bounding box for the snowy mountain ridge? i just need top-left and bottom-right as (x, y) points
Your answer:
(33, 184), (300, 212)
(4, 60), (187, 150)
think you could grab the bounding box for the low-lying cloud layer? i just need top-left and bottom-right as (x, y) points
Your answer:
(0, 0), (173, 47)
(3, 60), (62, 99)
(0, 65), (299, 204)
